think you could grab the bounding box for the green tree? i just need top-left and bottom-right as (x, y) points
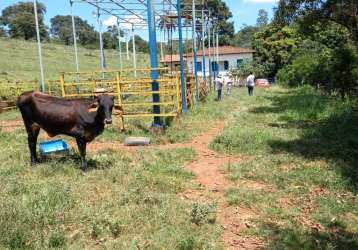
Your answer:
(181, 0), (234, 45)
(253, 24), (300, 77)
(274, 0), (358, 41)
(256, 9), (268, 27)
(50, 15), (98, 46)
(103, 26), (124, 49)
(128, 35), (149, 53)
(277, 22), (358, 99)
(1, 1), (48, 40)
(206, 0), (234, 45)
(231, 25), (259, 48)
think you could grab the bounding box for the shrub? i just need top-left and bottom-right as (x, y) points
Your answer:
(48, 231), (66, 248)
(190, 202), (217, 225)
(277, 44), (358, 99)
(277, 54), (320, 87)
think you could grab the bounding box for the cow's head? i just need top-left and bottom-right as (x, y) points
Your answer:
(97, 95), (115, 124)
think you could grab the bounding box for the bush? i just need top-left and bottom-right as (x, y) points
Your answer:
(277, 44), (358, 99)
(190, 202), (217, 225)
(277, 54), (320, 87)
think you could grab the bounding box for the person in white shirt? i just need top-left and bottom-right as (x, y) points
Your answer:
(226, 74), (233, 96)
(246, 72), (255, 96)
(214, 75), (223, 100)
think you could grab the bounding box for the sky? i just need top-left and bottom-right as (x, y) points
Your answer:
(0, 0), (278, 39)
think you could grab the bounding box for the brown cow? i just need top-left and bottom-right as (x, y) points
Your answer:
(17, 91), (115, 171)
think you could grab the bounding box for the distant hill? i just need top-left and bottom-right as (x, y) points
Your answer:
(0, 38), (149, 81)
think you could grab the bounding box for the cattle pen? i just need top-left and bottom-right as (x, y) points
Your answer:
(0, 0), (218, 129)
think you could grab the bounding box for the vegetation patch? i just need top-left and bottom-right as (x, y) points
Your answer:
(0, 124), (222, 249)
(212, 86), (358, 248)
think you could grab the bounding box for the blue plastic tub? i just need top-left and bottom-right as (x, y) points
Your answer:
(39, 139), (70, 154)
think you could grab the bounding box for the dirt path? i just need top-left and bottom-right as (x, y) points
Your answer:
(0, 119), (23, 133)
(178, 120), (264, 249)
(88, 118), (264, 249)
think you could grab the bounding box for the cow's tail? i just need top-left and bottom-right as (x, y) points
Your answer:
(16, 91), (34, 108)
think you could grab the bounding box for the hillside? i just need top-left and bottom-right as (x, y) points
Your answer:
(0, 38), (149, 81)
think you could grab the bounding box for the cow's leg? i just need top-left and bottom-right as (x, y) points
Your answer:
(25, 123), (40, 166)
(31, 125), (40, 163)
(19, 106), (39, 166)
(76, 138), (87, 171)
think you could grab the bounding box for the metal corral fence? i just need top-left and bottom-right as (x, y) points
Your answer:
(0, 80), (61, 110)
(0, 69), (208, 127)
(60, 68), (183, 129)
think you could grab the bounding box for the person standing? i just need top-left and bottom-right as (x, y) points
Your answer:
(215, 75), (223, 100)
(246, 72), (255, 96)
(226, 74), (233, 96)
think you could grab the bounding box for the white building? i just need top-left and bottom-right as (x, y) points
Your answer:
(160, 46), (255, 77)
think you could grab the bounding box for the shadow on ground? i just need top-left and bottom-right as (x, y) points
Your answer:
(39, 151), (103, 170)
(261, 221), (358, 250)
(251, 87), (358, 190)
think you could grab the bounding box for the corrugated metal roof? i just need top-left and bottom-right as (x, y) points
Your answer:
(160, 46), (255, 63)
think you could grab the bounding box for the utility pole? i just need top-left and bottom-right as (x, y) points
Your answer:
(132, 25), (137, 77)
(33, 0), (45, 92)
(201, 0), (207, 85)
(70, 0), (79, 74)
(116, 20), (123, 71)
(177, 0), (187, 112)
(96, 6), (105, 71)
(192, 0), (199, 101)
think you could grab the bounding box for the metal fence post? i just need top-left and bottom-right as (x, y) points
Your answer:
(177, 0), (187, 113)
(201, 2), (207, 85)
(33, 0), (45, 92)
(192, 0), (199, 102)
(147, 0), (161, 126)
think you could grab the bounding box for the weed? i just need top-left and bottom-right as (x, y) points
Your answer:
(91, 222), (103, 239)
(190, 202), (217, 225)
(109, 220), (123, 238)
(177, 235), (195, 250)
(48, 231), (66, 248)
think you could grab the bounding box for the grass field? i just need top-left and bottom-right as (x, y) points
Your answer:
(0, 90), (242, 249)
(0, 85), (357, 249)
(211, 86), (358, 249)
(0, 38), (149, 81)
